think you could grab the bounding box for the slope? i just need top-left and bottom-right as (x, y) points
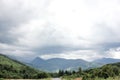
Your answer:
(83, 62), (120, 79)
(0, 54), (49, 79)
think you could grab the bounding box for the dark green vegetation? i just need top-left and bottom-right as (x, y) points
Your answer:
(0, 54), (50, 79)
(56, 62), (120, 80)
(82, 62), (120, 80)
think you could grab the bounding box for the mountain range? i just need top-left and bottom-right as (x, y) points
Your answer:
(28, 57), (120, 72)
(29, 57), (90, 72)
(1, 53), (120, 72)
(94, 58), (120, 64)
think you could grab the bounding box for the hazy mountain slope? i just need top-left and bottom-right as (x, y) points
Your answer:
(29, 57), (101, 72)
(29, 57), (120, 72)
(94, 58), (120, 64)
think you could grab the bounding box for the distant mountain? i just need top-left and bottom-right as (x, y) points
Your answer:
(29, 57), (101, 72)
(94, 58), (120, 64)
(0, 54), (49, 79)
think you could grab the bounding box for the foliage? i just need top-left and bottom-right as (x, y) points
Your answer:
(82, 62), (120, 80)
(0, 54), (50, 79)
(55, 62), (120, 80)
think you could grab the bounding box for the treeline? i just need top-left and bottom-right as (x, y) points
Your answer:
(50, 62), (120, 80)
(83, 63), (120, 80)
(50, 67), (83, 78)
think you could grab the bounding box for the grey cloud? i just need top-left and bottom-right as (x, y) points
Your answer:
(0, 0), (120, 61)
(92, 24), (116, 42)
(34, 46), (71, 54)
(0, 0), (51, 60)
(98, 42), (120, 51)
(0, 0), (49, 44)
(33, 45), (81, 55)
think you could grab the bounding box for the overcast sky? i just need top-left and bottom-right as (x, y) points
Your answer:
(0, 0), (120, 61)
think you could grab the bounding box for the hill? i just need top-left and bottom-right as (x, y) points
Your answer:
(59, 62), (120, 80)
(82, 62), (120, 80)
(0, 54), (49, 79)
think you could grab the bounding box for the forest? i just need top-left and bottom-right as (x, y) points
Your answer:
(54, 62), (120, 80)
(0, 54), (49, 79)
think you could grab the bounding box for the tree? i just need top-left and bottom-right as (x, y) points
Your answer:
(78, 67), (82, 75)
(36, 72), (49, 78)
(58, 70), (64, 76)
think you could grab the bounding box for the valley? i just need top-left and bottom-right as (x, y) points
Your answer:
(0, 54), (120, 80)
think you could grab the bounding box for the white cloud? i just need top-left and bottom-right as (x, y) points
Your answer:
(106, 47), (120, 59)
(0, 0), (120, 60)
(48, 0), (120, 38)
(0, 43), (34, 56)
(40, 50), (103, 61)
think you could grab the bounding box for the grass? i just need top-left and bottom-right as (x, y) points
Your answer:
(61, 76), (120, 80)
(94, 76), (120, 80)
(82, 76), (120, 80)
(62, 77), (82, 80)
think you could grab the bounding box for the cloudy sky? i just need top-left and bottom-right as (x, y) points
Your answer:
(0, 0), (120, 61)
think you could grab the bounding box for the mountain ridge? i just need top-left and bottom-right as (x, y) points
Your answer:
(29, 57), (100, 72)
(94, 57), (120, 64)
(29, 57), (120, 72)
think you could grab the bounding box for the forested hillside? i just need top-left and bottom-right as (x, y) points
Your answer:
(82, 62), (120, 80)
(0, 54), (49, 79)
(57, 62), (120, 80)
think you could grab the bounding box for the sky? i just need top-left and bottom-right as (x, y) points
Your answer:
(0, 0), (120, 61)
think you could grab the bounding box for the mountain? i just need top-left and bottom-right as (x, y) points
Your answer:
(29, 57), (101, 72)
(94, 58), (120, 64)
(29, 57), (120, 72)
(0, 54), (49, 79)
